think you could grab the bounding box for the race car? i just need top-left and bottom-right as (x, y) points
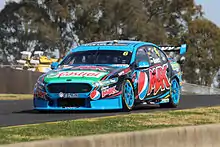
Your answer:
(33, 40), (187, 111)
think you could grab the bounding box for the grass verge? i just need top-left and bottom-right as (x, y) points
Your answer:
(0, 94), (32, 100)
(1, 106), (220, 145)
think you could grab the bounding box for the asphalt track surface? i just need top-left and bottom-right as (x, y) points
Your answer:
(0, 95), (220, 127)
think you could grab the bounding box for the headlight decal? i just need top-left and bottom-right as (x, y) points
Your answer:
(34, 90), (47, 99)
(92, 77), (119, 87)
(34, 76), (47, 99)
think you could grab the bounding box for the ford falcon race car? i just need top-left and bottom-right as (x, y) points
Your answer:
(33, 40), (187, 111)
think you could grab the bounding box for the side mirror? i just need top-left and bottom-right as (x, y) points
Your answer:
(136, 61), (150, 69)
(51, 62), (59, 70)
(178, 56), (186, 64)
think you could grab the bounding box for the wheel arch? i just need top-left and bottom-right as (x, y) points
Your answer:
(171, 75), (181, 85)
(124, 77), (138, 96)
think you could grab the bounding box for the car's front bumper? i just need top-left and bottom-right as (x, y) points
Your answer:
(33, 95), (123, 111)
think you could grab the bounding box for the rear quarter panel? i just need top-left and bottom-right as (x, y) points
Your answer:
(169, 59), (183, 87)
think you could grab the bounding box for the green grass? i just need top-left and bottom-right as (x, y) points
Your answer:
(0, 94), (32, 100)
(1, 106), (220, 145)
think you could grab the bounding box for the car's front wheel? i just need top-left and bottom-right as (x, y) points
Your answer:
(122, 79), (135, 111)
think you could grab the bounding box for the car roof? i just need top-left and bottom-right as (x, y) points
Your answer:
(71, 40), (157, 52)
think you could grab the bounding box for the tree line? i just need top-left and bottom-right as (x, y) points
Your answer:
(0, 0), (220, 87)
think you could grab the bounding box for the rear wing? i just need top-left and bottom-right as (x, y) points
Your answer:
(159, 44), (188, 64)
(159, 44), (187, 55)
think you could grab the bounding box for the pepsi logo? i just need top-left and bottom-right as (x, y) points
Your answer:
(138, 72), (148, 100)
(90, 90), (101, 100)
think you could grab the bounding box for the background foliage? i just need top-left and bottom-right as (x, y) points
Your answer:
(0, 0), (220, 86)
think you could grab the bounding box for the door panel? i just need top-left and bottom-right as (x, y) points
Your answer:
(134, 46), (172, 101)
(133, 46), (150, 100)
(147, 63), (171, 97)
(143, 46), (171, 99)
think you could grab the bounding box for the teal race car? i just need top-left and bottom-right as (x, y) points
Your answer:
(33, 40), (187, 111)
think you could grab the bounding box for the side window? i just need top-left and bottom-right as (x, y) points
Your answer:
(157, 49), (168, 63)
(135, 47), (149, 64)
(145, 46), (162, 65)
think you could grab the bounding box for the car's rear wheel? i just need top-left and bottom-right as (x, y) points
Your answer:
(160, 78), (180, 108)
(122, 79), (135, 111)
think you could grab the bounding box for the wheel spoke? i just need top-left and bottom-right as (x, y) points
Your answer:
(171, 79), (180, 104)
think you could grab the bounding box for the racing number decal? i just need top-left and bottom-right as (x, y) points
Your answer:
(147, 64), (171, 95)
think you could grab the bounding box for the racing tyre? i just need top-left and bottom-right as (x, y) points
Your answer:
(122, 79), (135, 111)
(160, 78), (180, 108)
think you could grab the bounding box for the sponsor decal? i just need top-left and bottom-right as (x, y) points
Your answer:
(90, 90), (101, 100)
(84, 43), (128, 46)
(102, 86), (119, 97)
(153, 47), (160, 56)
(132, 72), (139, 89)
(161, 98), (169, 103)
(138, 72), (148, 100)
(171, 63), (180, 72)
(59, 92), (78, 98)
(118, 68), (131, 76)
(101, 86), (109, 90)
(48, 71), (106, 78)
(147, 64), (171, 95)
(110, 64), (129, 67)
(152, 58), (160, 64)
(132, 72), (137, 83)
(160, 46), (176, 51)
(35, 90), (47, 99)
(72, 66), (108, 72)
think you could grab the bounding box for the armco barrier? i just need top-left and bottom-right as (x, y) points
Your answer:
(1, 124), (220, 147)
(182, 82), (220, 95)
(0, 67), (43, 94)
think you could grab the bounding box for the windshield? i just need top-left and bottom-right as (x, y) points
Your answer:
(59, 50), (132, 65)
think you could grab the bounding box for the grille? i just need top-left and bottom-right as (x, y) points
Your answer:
(57, 98), (87, 107)
(47, 83), (92, 93)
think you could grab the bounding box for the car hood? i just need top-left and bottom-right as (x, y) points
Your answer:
(44, 64), (129, 84)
